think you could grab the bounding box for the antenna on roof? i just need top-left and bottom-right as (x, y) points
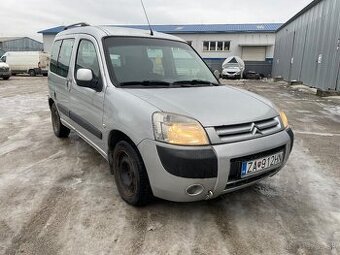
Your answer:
(140, 0), (154, 36)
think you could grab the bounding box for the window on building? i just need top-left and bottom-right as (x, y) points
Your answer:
(223, 41), (230, 51)
(203, 41), (209, 51)
(210, 41), (216, 51)
(217, 41), (223, 51)
(202, 41), (231, 51)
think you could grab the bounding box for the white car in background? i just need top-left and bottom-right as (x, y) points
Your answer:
(222, 56), (245, 79)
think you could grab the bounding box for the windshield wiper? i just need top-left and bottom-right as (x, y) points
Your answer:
(119, 80), (171, 87)
(173, 80), (220, 87)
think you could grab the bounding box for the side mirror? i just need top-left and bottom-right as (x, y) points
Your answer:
(213, 70), (221, 79)
(76, 68), (93, 82)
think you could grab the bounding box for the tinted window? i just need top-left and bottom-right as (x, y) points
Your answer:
(75, 40), (100, 79)
(57, 39), (74, 77)
(50, 40), (61, 74)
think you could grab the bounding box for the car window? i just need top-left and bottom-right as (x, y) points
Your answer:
(172, 47), (200, 77)
(50, 40), (62, 74)
(104, 37), (217, 85)
(75, 40), (100, 80)
(146, 48), (165, 76)
(1, 56), (6, 62)
(57, 39), (74, 78)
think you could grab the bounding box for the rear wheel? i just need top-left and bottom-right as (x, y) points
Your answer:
(50, 103), (70, 138)
(112, 141), (153, 206)
(28, 69), (36, 76)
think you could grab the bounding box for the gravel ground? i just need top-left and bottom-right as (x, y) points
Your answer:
(0, 76), (339, 255)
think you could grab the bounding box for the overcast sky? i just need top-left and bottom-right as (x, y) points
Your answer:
(1, 0), (313, 41)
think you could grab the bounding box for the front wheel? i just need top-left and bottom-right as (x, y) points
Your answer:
(28, 69), (36, 76)
(112, 141), (153, 206)
(50, 103), (70, 138)
(3, 76), (10, 80)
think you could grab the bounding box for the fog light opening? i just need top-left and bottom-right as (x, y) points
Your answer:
(186, 184), (204, 196)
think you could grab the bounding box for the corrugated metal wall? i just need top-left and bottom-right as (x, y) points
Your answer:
(1, 38), (43, 52)
(273, 0), (340, 91)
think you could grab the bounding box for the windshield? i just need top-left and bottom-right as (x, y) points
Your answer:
(103, 37), (218, 87)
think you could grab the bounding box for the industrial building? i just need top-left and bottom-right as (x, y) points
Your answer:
(273, 0), (340, 92)
(0, 37), (43, 56)
(38, 23), (281, 76)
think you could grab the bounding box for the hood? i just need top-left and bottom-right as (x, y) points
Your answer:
(0, 62), (9, 68)
(126, 86), (278, 127)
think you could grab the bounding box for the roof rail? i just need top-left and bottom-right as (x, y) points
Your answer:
(63, 22), (90, 30)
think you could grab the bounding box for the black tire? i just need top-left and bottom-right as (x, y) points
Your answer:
(112, 141), (153, 206)
(43, 73), (48, 77)
(50, 103), (70, 138)
(28, 69), (36, 76)
(3, 76), (10, 80)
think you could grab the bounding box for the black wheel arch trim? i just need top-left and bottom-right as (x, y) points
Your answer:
(286, 127), (294, 153)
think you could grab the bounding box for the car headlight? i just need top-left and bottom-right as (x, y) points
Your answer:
(280, 111), (289, 128)
(152, 112), (209, 146)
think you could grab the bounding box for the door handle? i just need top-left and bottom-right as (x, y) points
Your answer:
(66, 79), (72, 90)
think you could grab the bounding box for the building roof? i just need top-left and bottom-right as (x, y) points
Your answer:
(0, 37), (43, 44)
(277, 0), (323, 31)
(0, 37), (23, 42)
(38, 23), (282, 35)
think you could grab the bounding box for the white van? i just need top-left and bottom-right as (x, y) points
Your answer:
(0, 51), (50, 76)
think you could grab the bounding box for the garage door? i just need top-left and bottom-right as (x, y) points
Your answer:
(242, 47), (266, 61)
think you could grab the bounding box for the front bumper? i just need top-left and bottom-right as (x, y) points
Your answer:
(138, 128), (294, 202)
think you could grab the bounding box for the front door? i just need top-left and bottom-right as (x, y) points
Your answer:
(68, 35), (106, 149)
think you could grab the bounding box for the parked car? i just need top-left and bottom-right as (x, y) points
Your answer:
(0, 58), (11, 80)
(48, 24), (294, 206)
(221, 56), (245, 79)
(244, 70), (261, 80)
(0, 51), (49, 76)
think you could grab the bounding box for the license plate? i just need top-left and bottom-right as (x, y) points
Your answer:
(241, 151), (284, 177)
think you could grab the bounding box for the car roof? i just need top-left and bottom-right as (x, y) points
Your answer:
(55, 25), (186, 43)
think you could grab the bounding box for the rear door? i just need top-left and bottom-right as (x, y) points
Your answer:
(68, 35), (105, 148)
(49, 38), (75, 118)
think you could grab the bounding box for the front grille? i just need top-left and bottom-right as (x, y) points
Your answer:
(227, 146), (285, 183)
(225, 169), (278, 189)
(214, 117), (282, 143)
(0, 67), (9, 72)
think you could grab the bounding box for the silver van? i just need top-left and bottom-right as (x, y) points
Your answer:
(48, 24), (294, 206)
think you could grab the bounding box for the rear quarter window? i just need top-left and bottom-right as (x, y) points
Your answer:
(50, 39), (74, 77)
(50, 40), (61, 74)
